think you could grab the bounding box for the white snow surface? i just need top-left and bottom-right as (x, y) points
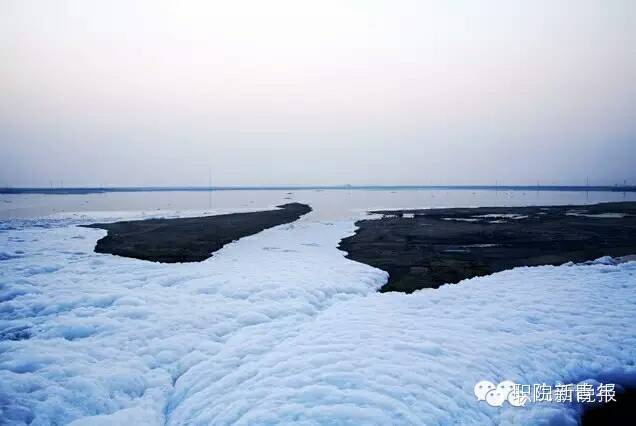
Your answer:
(565, 212), (628, 219)
(1, 212), (636, 425)
(473, 214), (529, 220)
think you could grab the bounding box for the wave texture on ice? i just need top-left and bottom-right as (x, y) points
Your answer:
(0, 215), (635, 425)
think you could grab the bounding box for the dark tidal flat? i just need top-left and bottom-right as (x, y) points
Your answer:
(339, 202), (636, 293)
(582, 388), (636, 425)
(83, 203), (311, 263)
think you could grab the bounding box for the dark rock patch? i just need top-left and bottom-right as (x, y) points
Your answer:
(582, 387), (636, 425)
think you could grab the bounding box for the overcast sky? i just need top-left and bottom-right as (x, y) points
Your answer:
(1, 0), (634, 187)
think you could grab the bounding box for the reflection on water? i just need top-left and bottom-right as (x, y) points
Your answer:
(1, 189), (635, 221)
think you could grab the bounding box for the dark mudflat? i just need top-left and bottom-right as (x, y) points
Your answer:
(339, 202), (636, 293)
(582, 388), (636, 425)
(83, 203), (311, 263)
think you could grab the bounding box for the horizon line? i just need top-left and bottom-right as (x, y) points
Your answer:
(1, 184), (635, 195)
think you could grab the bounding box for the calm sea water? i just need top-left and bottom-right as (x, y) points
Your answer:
(1, 189), (634, 221)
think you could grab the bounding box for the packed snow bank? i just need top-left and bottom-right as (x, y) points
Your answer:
(1, 214), (635, 425)
(0, 217), (385, 425)
(167, 260), (636, 425)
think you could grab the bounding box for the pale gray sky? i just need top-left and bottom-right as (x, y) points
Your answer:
(1, 0), (634, 186)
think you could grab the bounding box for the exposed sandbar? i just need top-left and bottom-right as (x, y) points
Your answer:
(339, 202), (636, 293)
(83, 203), (311, 263)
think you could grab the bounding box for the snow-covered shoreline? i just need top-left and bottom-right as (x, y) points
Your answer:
(1, 213), (635, 425)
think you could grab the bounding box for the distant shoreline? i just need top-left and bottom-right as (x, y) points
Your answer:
(2, 184), (635, 195)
